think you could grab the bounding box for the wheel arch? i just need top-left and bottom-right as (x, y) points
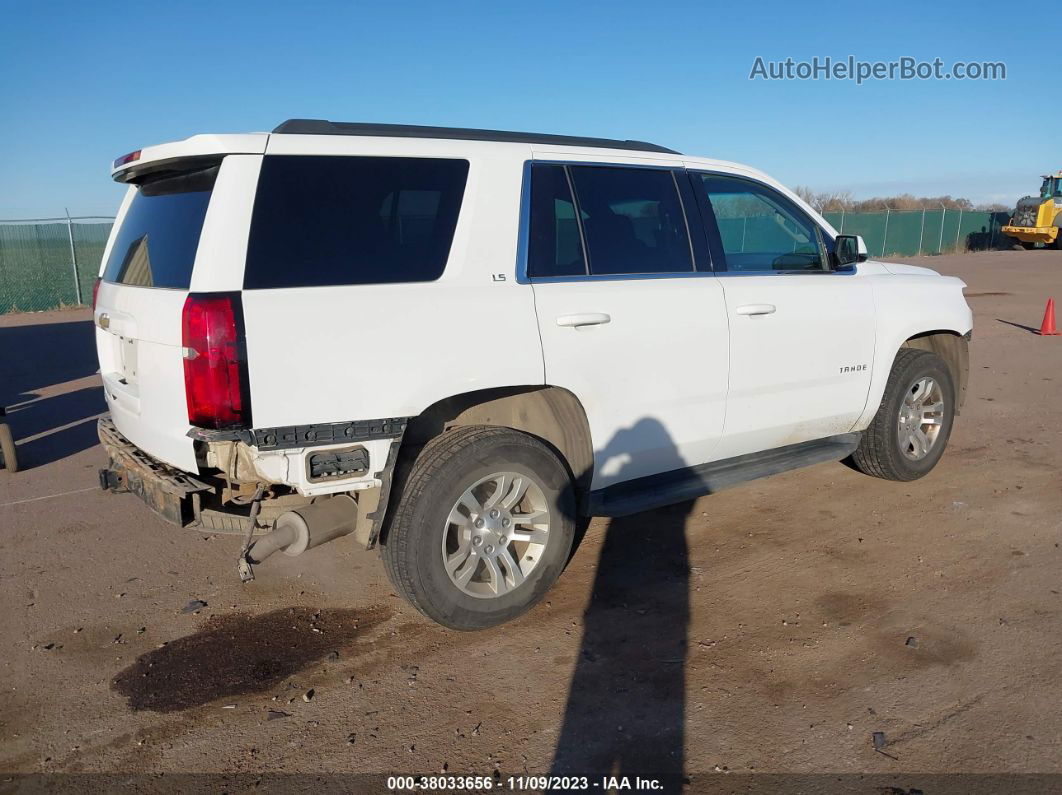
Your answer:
(379, 386), (594, 545)
(854, 325), (971, 432)
(900, 329), (970, 412)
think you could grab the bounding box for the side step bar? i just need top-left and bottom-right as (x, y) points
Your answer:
(589, 433), (861, 518)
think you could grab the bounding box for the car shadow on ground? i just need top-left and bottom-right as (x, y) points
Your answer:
(0, 318), (104, 468)
(551, 418), (690, 789)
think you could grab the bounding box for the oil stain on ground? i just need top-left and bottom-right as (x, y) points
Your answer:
(112, 605), (391, 712)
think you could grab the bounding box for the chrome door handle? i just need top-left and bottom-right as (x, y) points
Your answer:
(556, 312), (612, 328)
(97, 313), (110, 329)
(734, 304), (776, 316)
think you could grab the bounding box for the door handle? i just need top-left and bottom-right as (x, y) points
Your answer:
(734, 304), (776, 316)
(556, 312), (611, 328)
(97, 312), (110, 329)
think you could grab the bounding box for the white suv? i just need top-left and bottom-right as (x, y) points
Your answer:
(95, 120), (972, 629)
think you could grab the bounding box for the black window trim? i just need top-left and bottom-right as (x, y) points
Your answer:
(519, 160), (711, 283)
(563, 165), (591, 277)
(686, 169), (842, 276)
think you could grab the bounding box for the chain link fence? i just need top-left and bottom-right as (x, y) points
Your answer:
(0, 207), (1016, 315)
(822, 208), (1012, 258)
(0, 216), (114, 314)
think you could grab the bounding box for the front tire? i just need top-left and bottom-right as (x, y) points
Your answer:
(381, 425), (576, 630)
(849, 349), (955, 481)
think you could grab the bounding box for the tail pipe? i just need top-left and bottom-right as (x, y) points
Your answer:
(245, 495), (357, 566)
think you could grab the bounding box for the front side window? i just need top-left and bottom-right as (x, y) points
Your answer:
(245, 156), (469, 289)
(697, 174), (826, 272)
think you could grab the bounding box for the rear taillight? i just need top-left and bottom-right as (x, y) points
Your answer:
(181, 293), (250, 429)
(91, 278), (101, 311)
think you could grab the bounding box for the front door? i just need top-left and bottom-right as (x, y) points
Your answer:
(690, 172), (876, 460)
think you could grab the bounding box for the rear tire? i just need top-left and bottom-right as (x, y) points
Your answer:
(1021, 242), (1036, 250)
(381, 425), (576, 630)
(848, 349), (955, 482)
(0, 423), (17, 473)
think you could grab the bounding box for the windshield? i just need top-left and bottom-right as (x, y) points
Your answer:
(102, 165), (218, 289)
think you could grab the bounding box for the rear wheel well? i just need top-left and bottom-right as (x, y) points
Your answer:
(901, 330), (969, 412)
(380, 386), (593, 545)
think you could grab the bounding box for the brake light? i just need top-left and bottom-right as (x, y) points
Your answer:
(181, 293), (249, 429)
(112, 150), (141, 170)
(91, 277), (101, 311)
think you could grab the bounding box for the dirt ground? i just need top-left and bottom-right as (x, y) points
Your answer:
(1, 250), (1061, 790)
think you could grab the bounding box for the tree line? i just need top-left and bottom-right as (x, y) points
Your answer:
(791, 187), (1010, 213)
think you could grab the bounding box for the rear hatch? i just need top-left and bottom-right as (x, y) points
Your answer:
(95, 140), (264, 471)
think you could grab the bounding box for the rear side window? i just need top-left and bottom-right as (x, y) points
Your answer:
(102, 166), (217, 289)
(570, 166), (693, 276)
(244, 156), (469, 289)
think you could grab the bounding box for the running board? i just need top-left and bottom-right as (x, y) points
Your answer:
(589, 432), (861, 518)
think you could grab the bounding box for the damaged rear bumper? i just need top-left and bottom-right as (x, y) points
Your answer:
(98, 416), (212, 527)
(97, 416), (401, 548)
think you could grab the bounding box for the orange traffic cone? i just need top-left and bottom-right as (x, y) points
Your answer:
(1040, 298), (1061, 336)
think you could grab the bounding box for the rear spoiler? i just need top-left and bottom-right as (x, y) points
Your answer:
(111, 133), (268, 183)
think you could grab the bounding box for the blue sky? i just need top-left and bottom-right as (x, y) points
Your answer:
(0, 1), (1052, 217)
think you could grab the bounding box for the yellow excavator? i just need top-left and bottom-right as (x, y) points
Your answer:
(1003, 170), (1062, 249)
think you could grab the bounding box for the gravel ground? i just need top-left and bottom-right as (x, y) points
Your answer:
(1, 250), (1061, 789)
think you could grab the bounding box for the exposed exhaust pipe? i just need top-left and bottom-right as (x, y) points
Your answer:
(244, 494), (358, 568)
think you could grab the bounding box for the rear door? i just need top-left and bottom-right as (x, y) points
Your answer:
(689, 171), (876, 460)
(95, 154), (261, 470)
(526, 159), (729, 489)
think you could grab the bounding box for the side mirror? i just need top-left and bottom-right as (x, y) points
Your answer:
(834, 234), (868, 268)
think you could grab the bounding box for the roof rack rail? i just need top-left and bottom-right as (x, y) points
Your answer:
(271, 119), (680, 155)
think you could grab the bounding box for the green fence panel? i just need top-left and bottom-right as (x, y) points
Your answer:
(822, 211), (843, 230)
(0, 221), (113, 314)
(819, 209), (1013, 256)
(918, 209), (943, 254)
(839, 211), (889, 257)
(0, 224), (77, 313)
(71, 223), (113, 303)
(954, 211), (998, 252)
(879, 211), (916, 256)
(938, 210), (961, 254)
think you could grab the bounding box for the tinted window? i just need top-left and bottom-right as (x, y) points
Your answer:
(569, 166), (693, 276)
(245, 156), (469, 289)
(102, 166), (216, 289)
(697, 174), (826, 272)
(528, 165), (586, 278)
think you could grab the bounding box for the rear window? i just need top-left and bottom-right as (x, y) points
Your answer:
(244, 156), (469, 289)
(102, 166), (217, 289)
